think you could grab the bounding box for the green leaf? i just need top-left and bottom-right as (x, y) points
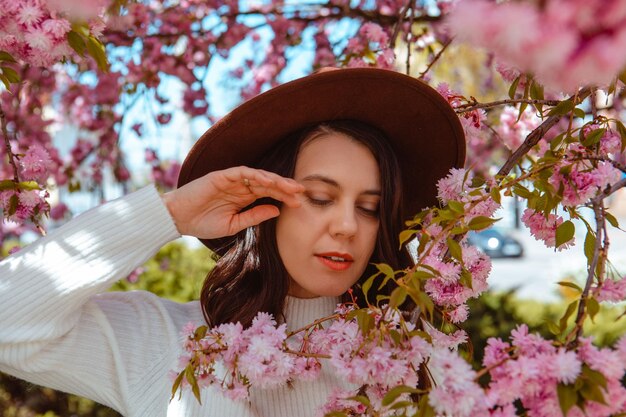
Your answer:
(548, 100), (575, 117)
(581, 128), (605, 148)
(619, 69), (626, 85)
(550, 132), (566, 151)
(86, 35), (109, 72)
(185, 364), (202, 404)
(559, 300), (578, 331)
(530, 80), (544, 105)
(346, 395), (370, 406)
(587, 297), (600, 323)
(325, 412), (349, 417)
(512, 184), (533, 199)
(459, 268), (473, 289)
(170, 371), (185, 401)
(545, 319), (560, 335)
(573, 108), (586, 119)
(580, 380), (607, 405)
(582, 364), (608, 389)
(448, 200), (464, 214)
(584, 231), (596, 266)
(508, 76), (520, 99)
(389, 287), (408, 309)
(67, 30), (86, 56)
(381, 385), (420, 407)
(0, 66), (19, 83)
(375, 263), (395, 279)
(0, 180), (17, 191)
(399, 229), (417, 248)
(361, 274), (377, 304)
(415, 395), (435, 417)
(555, 220), (575, 248)
(467, 216), (500, 230)
(446, 238), (463, 263)
(17, 181), (40, 191)
(356, 309), (374, 336)
(193, 325), (208, 340)
(0, 51), (17, 63)
(8, 193), (18, 216)
(490, 187), (501, 205)
(557, 383), (578, 416)
(557, 281), (582, 294)
(0, 73), (10, 90)
(418, 291), (434, 320)
(616, 120), (626, 152)
(411, 270), (434, 281)
(605, 212), (619, 228)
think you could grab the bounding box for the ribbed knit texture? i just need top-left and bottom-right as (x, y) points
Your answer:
(0, 186), (352, 417)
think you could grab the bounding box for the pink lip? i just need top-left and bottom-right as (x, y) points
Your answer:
(315, 252), (354, 271)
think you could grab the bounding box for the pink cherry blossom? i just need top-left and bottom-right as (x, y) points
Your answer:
(521, 208), (574, 250)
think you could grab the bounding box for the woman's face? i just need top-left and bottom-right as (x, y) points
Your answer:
(276, 132), (381, 298)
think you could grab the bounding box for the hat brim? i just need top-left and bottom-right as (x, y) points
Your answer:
(178, 67), (466, 253)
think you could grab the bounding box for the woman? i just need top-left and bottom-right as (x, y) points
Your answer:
(0, 67), (464, 417)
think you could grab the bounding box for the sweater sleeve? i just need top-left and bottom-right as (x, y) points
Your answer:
(0, 185), (182, 414)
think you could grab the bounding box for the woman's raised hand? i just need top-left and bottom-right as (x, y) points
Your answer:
(161, 166), (304, 239)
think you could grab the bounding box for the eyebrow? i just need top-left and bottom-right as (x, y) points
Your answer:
(301, 174), (381, 196)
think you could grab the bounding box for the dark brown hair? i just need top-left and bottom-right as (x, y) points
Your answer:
(200, 119), (413, 328)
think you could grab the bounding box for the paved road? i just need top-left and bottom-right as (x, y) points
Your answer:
(488, 213), (626, 302)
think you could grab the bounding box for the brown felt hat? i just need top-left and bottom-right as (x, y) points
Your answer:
(178, 67), (466, 253)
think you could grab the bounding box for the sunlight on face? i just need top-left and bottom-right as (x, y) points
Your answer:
(276, 133), (381, 298)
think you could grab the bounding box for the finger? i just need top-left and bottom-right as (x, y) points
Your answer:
(247, 182), (304, 208)
(225, 167), (304, 193)
(231, 204), (280, 232)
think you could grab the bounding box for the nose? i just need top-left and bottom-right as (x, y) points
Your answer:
(328, 204), (358, 239)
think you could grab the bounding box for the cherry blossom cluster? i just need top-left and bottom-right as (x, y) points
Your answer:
(448, 0), (626, 93)
(1, 0), (451, 238)
(175, 304), (488, 416)
(0, 0), (104, 67)
(496, 105), (541, 152)
(435, 83), (501, 176)
(592, 276), (626, 303)
(482, 325), (626, 416)
(521, 209), (574, 251)
(176, 306), (626, 416)
(546, 125), (624, 208)
(174, 312), (298, 401)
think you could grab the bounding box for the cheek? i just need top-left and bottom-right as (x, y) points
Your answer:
(275, 207), (308, 263)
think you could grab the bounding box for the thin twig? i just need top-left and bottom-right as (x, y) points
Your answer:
(590, 87), (598, 119)
(594, 177), (626, 201)
(286, 314), (339, 337)
(405, 0), (417, 75)
(418, 38), (452, 80)
(389, 0), (413, 50)
(456, 98), (561, 113)
(497, 86), (593, 177)
(572, 202), (605, 341)
(0, 101), (19, 183)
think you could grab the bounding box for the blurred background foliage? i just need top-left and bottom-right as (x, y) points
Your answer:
(2, 239), (625, 416)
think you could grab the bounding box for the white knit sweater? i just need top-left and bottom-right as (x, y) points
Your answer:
(0, 186), (348, 417)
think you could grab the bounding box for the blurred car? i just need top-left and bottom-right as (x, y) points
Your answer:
(466, 228), (524, 258)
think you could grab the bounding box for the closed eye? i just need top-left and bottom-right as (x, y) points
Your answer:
(307, 196), (331, 207)
(358, 206), (379, 217)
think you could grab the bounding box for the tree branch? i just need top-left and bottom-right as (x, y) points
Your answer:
(497, 86), (593, 177)
(456, 98), (561, 113)
(389, 0), (413, 50)
(572, 201), (605, 341)
(418, 37), (452, 80)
